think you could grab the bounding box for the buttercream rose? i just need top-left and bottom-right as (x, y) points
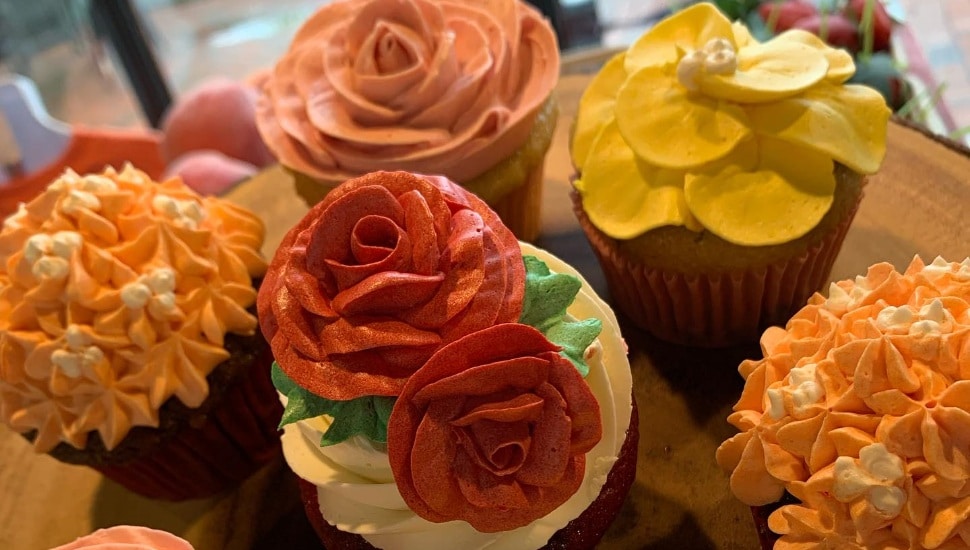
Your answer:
(387, 323), (602, 532)
(256, 0), (559, 183)
(258, 171), (525, 400)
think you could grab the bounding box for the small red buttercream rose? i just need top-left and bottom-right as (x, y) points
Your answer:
(258, 171), (525, 399)
(387, 323), (602, 533)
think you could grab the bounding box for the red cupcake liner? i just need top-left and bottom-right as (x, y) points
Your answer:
(297, 396), (639, 550)
(574, 194), (861, 347)
(93, 348), (283, 501)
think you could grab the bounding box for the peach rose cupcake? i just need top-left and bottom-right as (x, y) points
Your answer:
(718, 256), (970, 548)
(255, 0), (560, 241)
(258, 171), (637, 549)
(53, 526), (193, 549)
(0, 165), (281, 500)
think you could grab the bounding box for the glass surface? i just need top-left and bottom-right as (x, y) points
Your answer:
(0, 0), (145, 127)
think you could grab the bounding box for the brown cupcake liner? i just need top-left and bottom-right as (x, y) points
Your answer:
(90, 346), (282, 500)
(572, 192), (861, 347)
(296, 395), (639, 550)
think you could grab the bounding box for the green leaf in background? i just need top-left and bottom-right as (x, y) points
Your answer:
(271, 362), (395, 446)
(519, 256), (602, 377)
(713, 0), (762, 20)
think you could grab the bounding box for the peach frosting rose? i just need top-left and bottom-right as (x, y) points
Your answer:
(257, 171), (525, 400)
(717, 256), (970, 549)
(52, 526), (194, 550)
(387, 323), (602, 532)
(255, 0), (559, 182)
(0, 166), (266, 453)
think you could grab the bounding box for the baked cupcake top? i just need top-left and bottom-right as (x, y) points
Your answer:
(717, 256), (970, 548)
(256, 0), (559, 184)
(52, 526), (193, 550)
(0, 165), (266, 453)
(260, 171), (633, 546)
(571, 2), (890, 246)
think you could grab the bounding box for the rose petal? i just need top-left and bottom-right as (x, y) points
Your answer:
(547, 354), (602, 454)
(414, 356), (550, 406)
(574, 121), (697, 239)
(398, 190), (440, 276)
(514, 381), (571, 486)
(571, 51), (626, 171)
(456, 418), (531, 475)
(747, 83), (890, 175)
(699, 41), (829, 103)
(624, 2), (735, 72)
(410, 403), (463, 518)
(330, 271), (445, 316)
(616, 65), (750, 169)
(307, 186), (404, 278)
(683, 138), (835, 246)
(451, 392), (545, 426)
(455, 450), (531, 510)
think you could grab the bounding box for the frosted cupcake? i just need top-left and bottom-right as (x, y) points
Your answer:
(53, 526), (193, 549)
(255, 0), (560, 242)
(570, 2), (890, 346)
(717, 256), (970, 548)
(258, 171), (637, 549)
(0, 165), (281, 500)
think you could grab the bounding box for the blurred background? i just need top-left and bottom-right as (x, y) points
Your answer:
(0, 0), (965, 138)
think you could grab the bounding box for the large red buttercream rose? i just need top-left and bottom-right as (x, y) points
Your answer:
(258, 171), (525, 399)
(387, 323), (602, 533)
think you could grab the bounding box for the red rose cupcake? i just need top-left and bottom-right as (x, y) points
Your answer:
(258, 171), (637, 549)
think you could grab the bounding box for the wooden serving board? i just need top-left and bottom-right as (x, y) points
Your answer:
(3, 55), (970, 550)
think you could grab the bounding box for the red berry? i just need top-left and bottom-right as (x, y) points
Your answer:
(757, 0), (819, 33)
(792, 14), (861, 53)
(844, 0), (894, 52)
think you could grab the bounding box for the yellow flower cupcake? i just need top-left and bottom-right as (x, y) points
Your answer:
(570, 2), (890, 346)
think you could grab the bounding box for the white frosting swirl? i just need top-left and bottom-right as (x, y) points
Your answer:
(280, 243), (633, 549)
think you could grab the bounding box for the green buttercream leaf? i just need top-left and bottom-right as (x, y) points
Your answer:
(271, 363), (395, 446)
(519, 256), (602, 377)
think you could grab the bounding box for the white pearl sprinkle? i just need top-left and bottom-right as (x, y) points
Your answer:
(147, 268), (176, 294)
(120, 282), (152, 309)
(51, 231), (83, 259)
(64, 325), (89, 352)
(31, 256), (69, 280)
(51, 349), (81, 378)
(24, 234), (53, 264)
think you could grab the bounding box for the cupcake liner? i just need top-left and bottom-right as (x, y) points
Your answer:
(93, 345), (282, 501)
(486, 163), (545, 243)
(296, 396), (639, 550)
(572, 191), (862, 347)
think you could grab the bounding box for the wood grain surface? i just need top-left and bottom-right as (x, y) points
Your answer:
(2, 61), (970, 550)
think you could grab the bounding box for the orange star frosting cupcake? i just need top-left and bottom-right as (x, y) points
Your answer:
(718, 256), (970, 548)
(570, 2), (890, 346)
(0, 165), (281, 500)
(255, 0), (560, 241)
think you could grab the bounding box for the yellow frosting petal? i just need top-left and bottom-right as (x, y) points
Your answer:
(747, 83), (891, 174)
(772, 29), (855, 84)
(575, 121), (697, 238)
(571, 52), (626, 171)
(616, 65), (750, 169)
(733, 20), (758, 48)
(625, 2), (734, 72)
(699, 41), (829, 104)
(684, 138), (835, 246)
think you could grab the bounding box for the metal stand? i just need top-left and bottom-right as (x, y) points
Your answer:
(89, 0), (172, 128)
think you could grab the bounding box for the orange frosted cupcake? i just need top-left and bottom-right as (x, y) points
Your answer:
(53, 526), (193, 549)
(0, 165), (281, 500)
(570, 3), (891, 346)
(258, 171), (637, 549)
(255, 0), (560, 242)
(717, 256), (970, 548)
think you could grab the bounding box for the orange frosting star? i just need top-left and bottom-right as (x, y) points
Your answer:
(258, 171), (525, 400)
(387, 323), (601, 532)
(717, 256), (970, 548)
(0, 165), (266, 452)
